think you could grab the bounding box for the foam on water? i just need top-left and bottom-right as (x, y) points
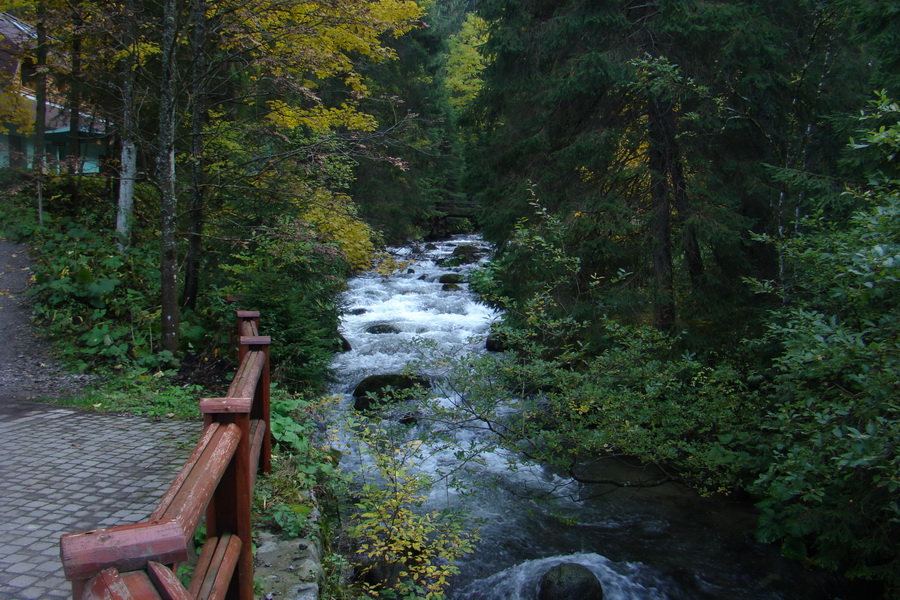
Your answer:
(454, 553), (669, 600)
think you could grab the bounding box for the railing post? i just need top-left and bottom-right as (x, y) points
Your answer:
(250, 340), (271, 475)
(235, 310), (259, 364)
(203, 411), (253, 600)
(236, 310), (271, 475)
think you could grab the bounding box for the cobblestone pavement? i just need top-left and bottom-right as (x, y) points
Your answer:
(0, 400), (199, 600)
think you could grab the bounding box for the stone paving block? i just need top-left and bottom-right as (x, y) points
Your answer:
(35, 557), (61, 570)
(26, 541), (53, 553)
(0, 401), (198, 599)
(17, 585), (53, 599)
(7, 574), (39, 588)
(6, 561), (37, 575)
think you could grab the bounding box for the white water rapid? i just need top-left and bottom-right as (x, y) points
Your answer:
(329, 235), (833, 600)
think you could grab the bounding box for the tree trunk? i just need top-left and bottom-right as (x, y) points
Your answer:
(115, 0), (138, 251)
(67, 16), (83, 176)
(157, 0), (180, 354)
(670, 143), (704, 289)
(34, 4), (48, 225)
(116, 76), (137, 250)
(182, 0), (207, 310)
(648, 98), (675, 331)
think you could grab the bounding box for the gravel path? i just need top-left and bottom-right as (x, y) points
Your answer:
(0, 238), (94, 400)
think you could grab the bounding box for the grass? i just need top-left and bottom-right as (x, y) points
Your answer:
(33, 369), (211, 420)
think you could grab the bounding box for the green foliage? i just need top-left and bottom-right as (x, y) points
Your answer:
(444, 13), (488, 112)
(348, 422), (478, 599)
(749, 96), (900, 591)
(256, 392), (342, 538)
(223, 217), (348, 392)
(63, 371), (204, 419)
(270, 392), (340, 487)
(301, 191), (378, 273)
(350, 1), (473, 243)
(25, 218), (186, 372)
(470, 196), (635, 339)
(468, 0), (875, 337)
(432, 310), (762, 496)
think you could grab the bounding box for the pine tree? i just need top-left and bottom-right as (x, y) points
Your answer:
(470, 0), (873, 336)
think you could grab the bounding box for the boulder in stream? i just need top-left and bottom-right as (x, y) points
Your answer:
(438, 273), (464, 284)
(442, 283), (462, 292)
(537, 563), (604, 600)
(485, 330), (508, 352)
(437, 244), (485, 266)
(451, 244), (484, 264)
(338, 334), (352, 352)
(352, 374), (430, 412)
(365, 323), (401, 335)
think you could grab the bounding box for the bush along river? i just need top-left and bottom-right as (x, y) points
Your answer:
(329, 235), (849, 600)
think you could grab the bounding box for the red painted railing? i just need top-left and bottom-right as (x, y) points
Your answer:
(59, 311), (272, 600)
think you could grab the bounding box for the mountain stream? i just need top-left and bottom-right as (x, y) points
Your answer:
(329, 235), (841, 600)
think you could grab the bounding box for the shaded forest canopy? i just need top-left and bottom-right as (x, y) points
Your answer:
(0, 0), (897, 595)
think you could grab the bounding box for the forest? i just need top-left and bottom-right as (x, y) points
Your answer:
(0, 0), (897, 597)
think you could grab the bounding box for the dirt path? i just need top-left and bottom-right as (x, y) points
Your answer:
(0, 238), (93, 401)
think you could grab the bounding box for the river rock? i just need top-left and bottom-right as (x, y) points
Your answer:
(438, 273), (464, 284)
(537, 563), (604, 600)
(352, 374), (430, 412)
(437, 244), (485, 267)
(339, 334), (352, 352)
(452, 244), (483, 264)
(486, 331), (508, 352)
(442, 283), (462, 291)
(366, 323), (401, 334)
(286, 583), (319, 600)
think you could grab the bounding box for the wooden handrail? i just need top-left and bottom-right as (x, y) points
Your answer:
(59, 311), (274, 600)
(151, 422), (242, 544)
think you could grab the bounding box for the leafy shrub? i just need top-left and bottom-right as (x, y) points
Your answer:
(348, 423), (478, 599)
(256, 392), (342, 538)
(749, 95), (900, 591)
(26, 219), (187, 371)
(224, 217), (348, 392)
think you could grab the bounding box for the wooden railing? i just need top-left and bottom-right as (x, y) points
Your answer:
(59, 310), (272, 600)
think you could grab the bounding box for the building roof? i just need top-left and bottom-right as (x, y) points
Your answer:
(0, 12), (105, 136)
(0, 12), (36, 46)
(0, 12), (35, 84)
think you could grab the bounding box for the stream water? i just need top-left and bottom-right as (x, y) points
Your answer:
(329, 235), (841, 600)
